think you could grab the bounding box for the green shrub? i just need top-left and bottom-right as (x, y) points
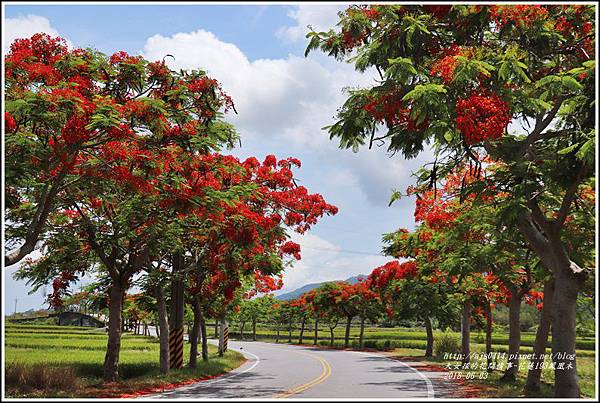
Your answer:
(363, 340), (378, 349)
(434, 333), (460, 358)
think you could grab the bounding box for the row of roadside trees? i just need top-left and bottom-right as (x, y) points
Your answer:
(298, 4), (595, 398)
(5, 33), (338, 381)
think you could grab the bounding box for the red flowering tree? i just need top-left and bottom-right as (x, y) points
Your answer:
(4, 34), (233, 267)
(386, 165), (547, 371)
(306, 4), (595, 396)
(181, 153), (337, 361)
(290, 294), (315, 344)
(310, 282), (348, 346)
(366, 258), (458, 357)
(8, 34), (336, 381)
(236, 294), (277, 342)
(346, 281), (383, 348)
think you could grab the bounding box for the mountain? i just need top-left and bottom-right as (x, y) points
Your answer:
(275, 275), (366, 301)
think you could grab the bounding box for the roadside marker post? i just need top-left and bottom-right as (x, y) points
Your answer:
(219, 320), (229, 356)
(169, 253), (185, 369)
(169, 327), (184, 369)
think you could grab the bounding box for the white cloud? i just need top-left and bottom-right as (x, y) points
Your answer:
(3, 14), (72, 53)
(142, 29), (372, 149)
(142, 28), (426, 207)
(278, 232), (388, 293)
(276, 4), (347, 43)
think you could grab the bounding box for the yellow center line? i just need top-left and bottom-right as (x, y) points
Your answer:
(272, 350), (332, 398)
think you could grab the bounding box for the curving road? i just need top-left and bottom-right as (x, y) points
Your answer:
(146, 340), (452, 399)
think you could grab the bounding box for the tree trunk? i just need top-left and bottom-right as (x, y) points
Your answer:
(517, 214), (582, 397)
(252, 319), (257, 341)
(155, 285), (170, 374)
(214, 321), (218, 338)
(485, 300), (493, 372)
(344, 315), (352, 348)
(329, 327), (335, 347)
(359, 317), (366, 349)
(552, 268), (580, 397)
(103, 284), (124, 382)
(314, 317), (319, 345)
(288, 321), (293, 343)
(526, 279), (554, 391)
(276, 325), (280, 343)
(240, 321), (245, 341)
(188, 299), (201, 368)
(502, 290), (522, 381)
(461, 299), (471, 364)
(199, 308), (209, 362)
(424, 316), (434, 357)
(299, 318), (306, 344)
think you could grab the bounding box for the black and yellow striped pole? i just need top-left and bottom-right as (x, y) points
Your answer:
(218, 320), (229, 356)
(169, 327), (184, 369)
(169, 253), (185, 369)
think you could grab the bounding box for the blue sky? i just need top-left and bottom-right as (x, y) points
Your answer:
(3, 4), (429, 314)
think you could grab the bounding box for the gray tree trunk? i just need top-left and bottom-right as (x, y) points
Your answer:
(517, 215), (582, 397)
(155, 285), (170, 374)
(552, 268), (580, 397)
(189, 299), (201, 368)
(344, 316), (352, 348)
(526, 279), (554, 391)
(199, 308), (209, 362)
(485, 300), (493, 372)
(313, 317), (319, 345)
(461, 299), (471, 364)
(299, 318), (306, 344)
(424, 316), (434, 357)
(502, 290), (522, 381)
(252, 319), (257, 341)
(103, 284), (124, 381)
(359, 317), (366, 349)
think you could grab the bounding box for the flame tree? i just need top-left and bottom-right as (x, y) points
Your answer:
(306, 4), (595, 396)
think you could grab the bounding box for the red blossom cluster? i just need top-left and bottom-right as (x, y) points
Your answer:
(5, 112), (16, 133)
(455, 91), (511, 144)
(5, 33), (68, 85)
(413, 192), (458, 228)
(363, 93), (429, 130)
(489, 5), (549, 29)
(430, 44), (465, 84)
(367, 260), (418, 289)
(423, 5), (452, 19)
(181, 154), (336, 305)
(49, 271), (78, 308)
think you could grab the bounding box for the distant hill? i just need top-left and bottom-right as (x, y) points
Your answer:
(275, 275), (366, 301)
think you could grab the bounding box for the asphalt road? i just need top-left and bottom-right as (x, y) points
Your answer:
(146, 340), (451, 399)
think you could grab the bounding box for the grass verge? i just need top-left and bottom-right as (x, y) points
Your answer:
(390, 346), (595, 399)
(5, 324), (245, 398)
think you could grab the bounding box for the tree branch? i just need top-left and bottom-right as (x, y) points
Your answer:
(555, 163), (588, 229)
(518, 97), (564, 158)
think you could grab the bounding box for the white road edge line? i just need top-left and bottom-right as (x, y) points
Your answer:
(144, 345), (261, 398)
(351, 351), (435, 399)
